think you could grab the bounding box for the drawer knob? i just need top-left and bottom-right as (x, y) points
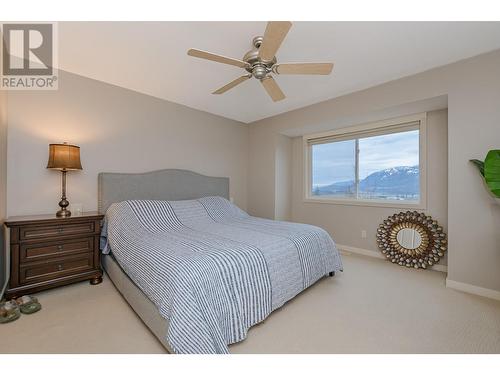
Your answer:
(57, 245), (63, 251)
(58, 228), (63, 233)
(57, 264), (63, 271)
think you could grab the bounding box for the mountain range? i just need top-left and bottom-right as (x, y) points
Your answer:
(313, 165), (419, 199)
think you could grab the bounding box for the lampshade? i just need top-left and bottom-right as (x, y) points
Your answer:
(46, 143), (83, 171)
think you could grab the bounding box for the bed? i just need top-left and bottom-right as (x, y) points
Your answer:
(98, 169), (343, 354)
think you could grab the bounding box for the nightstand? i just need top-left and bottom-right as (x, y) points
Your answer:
(3, 212), (104, 299)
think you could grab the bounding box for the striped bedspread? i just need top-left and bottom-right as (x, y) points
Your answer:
(101, 196), (342, 354)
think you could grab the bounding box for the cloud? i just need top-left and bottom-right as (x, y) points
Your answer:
(312, 130), (419, 185)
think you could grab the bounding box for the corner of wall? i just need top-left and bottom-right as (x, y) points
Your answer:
(247, 122), (294, 220)
(274, 133), (293, 221)
(247, 123), (276, 219)
(0, 89), (8, 297)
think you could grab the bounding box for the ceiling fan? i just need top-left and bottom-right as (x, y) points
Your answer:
(187, 21), (334, 102)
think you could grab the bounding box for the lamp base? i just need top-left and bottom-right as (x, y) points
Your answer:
(56, 208), (71, 218)
(56, 170), (71, 218)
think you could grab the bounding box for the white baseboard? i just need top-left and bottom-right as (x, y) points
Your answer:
(337, 244), (448, 273)
(337, 244), (500, 301)
(446, 279), (500, 301)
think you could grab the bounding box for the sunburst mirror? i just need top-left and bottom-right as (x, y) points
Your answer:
(376, 211), (447, 269)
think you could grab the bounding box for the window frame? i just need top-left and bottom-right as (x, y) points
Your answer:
(303, 113), (427, 209)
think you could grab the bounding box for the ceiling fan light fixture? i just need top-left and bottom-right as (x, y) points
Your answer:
(252, 65), (268, 80)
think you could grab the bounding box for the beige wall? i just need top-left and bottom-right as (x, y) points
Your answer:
(248, 49), (500, 293)
(291, 110), (448, 263)
(3, 48), (500, 297)
(0, 90), (7, 292)
(0, 91), (6, 217)
(247, 130), (293, 220)
(6, 70), (248, 216)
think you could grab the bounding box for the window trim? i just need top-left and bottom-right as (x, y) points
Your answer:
(303, 113), (427, 209)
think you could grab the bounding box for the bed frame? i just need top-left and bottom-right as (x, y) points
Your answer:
(98, 169), (334, 353)
(98, 169), (229, 214)
(98, 169), (230, 353)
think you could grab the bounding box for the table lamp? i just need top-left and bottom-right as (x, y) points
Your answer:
(46, 142), (83, 217)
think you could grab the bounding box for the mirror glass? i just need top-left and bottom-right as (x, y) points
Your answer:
(396, 228), (422, 250)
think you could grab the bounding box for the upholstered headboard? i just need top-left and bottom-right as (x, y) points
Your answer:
(98, 169), (229, 214)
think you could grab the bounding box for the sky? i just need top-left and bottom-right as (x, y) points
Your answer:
(312, 130), (419, 186)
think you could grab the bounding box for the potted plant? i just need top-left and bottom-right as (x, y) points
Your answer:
(470, 150), (500, 204)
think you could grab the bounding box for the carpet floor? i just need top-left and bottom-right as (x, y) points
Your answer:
(1, 252), (500, 354)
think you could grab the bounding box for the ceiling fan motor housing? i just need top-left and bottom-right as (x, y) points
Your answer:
(243, 36), (277, 79)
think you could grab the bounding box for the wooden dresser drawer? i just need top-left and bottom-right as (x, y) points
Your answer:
(20, 237), (95, 263)
(19, 253), (94, 285)
(4, 212), (104, 298)
(20, 221), (95, 241)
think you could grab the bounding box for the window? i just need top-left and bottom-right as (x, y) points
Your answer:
(305, 114), (426, 208)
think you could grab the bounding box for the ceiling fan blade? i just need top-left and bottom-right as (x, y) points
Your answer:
(274, 63), (334, 75)
(258, 21), (292, 62)
(188, 49), (249, 68)
(212, 75), (251, 94)
(260, 76), (285, 102)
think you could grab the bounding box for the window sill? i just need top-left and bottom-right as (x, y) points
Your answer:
(303, 197), (426, 210)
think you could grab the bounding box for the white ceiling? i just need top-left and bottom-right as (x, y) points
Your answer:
(58, 22), (500, 123)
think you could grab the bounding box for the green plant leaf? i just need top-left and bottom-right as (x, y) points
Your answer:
(470, 159), (485, 176)
(485, 182), (500, 196)
(489, 190), (500, 198)
(484, 150), (500, 198)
